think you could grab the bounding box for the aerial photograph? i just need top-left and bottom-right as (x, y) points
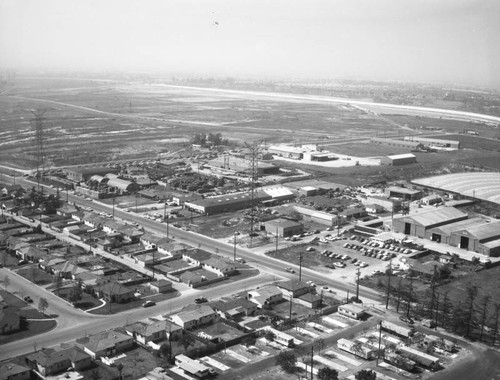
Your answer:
(1, 0), (500, 379)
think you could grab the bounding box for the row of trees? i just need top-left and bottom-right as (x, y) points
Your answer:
(384, 273), (500, 344)
(191, 132), (229, 147)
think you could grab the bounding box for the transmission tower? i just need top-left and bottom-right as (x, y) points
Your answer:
(31, 109), (47, 183)
(245, 141), (263, 248)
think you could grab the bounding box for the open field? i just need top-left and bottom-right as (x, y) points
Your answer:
(3, 76), (496, 172)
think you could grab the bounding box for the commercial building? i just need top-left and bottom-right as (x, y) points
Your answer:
(268, 145), (304, 160)
(263, 218), (304, 237)
(380, 153), (417, 166)
(404, 136), (460, 149)
(385, 186), (422, 201)
(392, 207), (468, 238)
(64, 167), (118, 182)
(371, 137), (423, 150)
(205, 156), (279, 176)
(184, 191), (271, 215)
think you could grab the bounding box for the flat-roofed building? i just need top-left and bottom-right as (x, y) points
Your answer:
(386, 186), (422, 201)
(371, 137), (423, 150)
(64, 167), (118, 182)
(185, 191), (271, 215)
(175, 354), (214, 378)
(263, 218), (304, 237)
(404, 136), (460, 149)
(338, 304), (368, 320)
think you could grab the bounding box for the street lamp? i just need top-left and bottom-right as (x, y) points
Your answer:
(233, 232), (237, 261)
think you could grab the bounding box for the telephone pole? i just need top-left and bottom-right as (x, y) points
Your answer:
(244, 141), (262, 248)
(31, 109), (47, 189)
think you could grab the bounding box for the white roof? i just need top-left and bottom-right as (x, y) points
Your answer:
(387, 153), (416, 160)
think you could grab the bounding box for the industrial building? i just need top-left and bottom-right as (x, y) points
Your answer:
(380, 153), (417, 166)
(385, 186), (422, 201)
(371, 137), (423, 150)
(64, 167), (119, 182)
(303, 152), (339, 162)
(403, 136), (460, 149)
(392, 207), (468, 238)
(427, 217), (500, 256)
(184, 191), (272, 215)
(205, 156), (279, 176)
(263, 218), (304, 237)
(268, 145), (304, 160)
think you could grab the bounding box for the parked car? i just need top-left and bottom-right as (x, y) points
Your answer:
(333, 262), (346, 268)
(24, 296), (33, 303)
(399, 316), (415, 324)
(194, 297), (208, 304)
(285, 267), (295, 273)
(142, 300), (156, 308)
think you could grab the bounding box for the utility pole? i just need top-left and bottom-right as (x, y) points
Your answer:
(112, 196), (116, 219)
(166, 214), (170, 240)
(289, 295), (293, 320)
(233, 233), (237, 261)
(376, 321), (382, 366)
(244, 141), (262, 248)
(386, 258), (393, 309)
(31, 109), (47, 190)
(355, 267), (361, 302)
(275, 227), (279, 253)
(299, 253), (303, 282)
(310, 346), (314, 380)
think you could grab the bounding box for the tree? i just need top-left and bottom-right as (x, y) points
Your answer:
(116, 363), (124, 380)
(464, 283), (479, 337)
(318, 367), (339, 380)
(69, 281), (83, 303)
(180, 333), (195, 352)
(275, 350), (297, 374)
(158, 342), (171, 360)
(314, 338), (326, 355)
(38, 297), (49, 313)
(489, 303), (500, 346)
(89, 369), (100, 380)
(264, 330), (276, 345)
(479, 293), (492, 342)
(53, 275), (62, 290)
(355, 369), (377, 380)
(2, 275), (10, 290)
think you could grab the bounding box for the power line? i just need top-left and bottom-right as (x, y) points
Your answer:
(244, 141), (263, 248)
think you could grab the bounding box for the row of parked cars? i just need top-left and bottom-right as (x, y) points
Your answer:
(344, 243), (397, 261)
(350, 236), (415, 255)
(321, 250), (369, 268)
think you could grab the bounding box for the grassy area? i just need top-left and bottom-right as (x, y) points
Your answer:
(16, 265), (53, 286)
(53, 287), (102, 311)
(0, 320), (57, 345)
(89, 290), (181, 315)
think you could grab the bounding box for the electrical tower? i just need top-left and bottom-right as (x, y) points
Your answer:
(31, 109), (47, 183)
(245, 141), (262, 248)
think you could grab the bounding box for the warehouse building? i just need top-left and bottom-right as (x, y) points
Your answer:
(268, 145), (304, 160)
(392, 207), (468, 238)
(380, 153), (417, 166)
(371, 137), (423, 150)
(403, 136), (460, 149)
(184, 191), (272, 215)
(263, 218), (304, 237)
(206, 156), (279, 176)
(64, 167), (118, 182)
(106, 178), (140, 194)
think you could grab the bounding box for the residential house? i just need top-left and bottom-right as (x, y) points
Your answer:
(201, 257), (237, 277)
(277, 280), (312, 298)
(211, 298), (257, 320)
(25, 346), (91, 376)
(76, 330), (134, 359)
(158, 242), (192, 257)
(149, 279), (173, 293)
(170, 305), (217, 330)
(296, 293), (322, 309)
(0, 362), (31, 380)
(125, 320), (167, 345)
(246, 285), (283, 308)
(16, 245), (46, 263)
(95, 282), (135, 303)
(140, 233), (168, 249)
(175, 354), (214, 379)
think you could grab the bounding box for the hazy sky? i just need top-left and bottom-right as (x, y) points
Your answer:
(1, 0), (499, 88)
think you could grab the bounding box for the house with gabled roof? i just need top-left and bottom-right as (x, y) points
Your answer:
(0, 362), (31, 380)
(201, 257), (236, 277)
(140, 232), (167, 249)
(124, 319), (175, 345)
(76, 329), (134, 359)
(17, 245), (46, 263)
(25, 346), (91, 376)
(158, 242), (192, 257)
(170, 305), (217, 330)
(211, 298), (257, 320)
(246, 285), (283, 308)
(277, 280), (312, 298)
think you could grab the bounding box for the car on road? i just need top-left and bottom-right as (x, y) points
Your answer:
(306, 246), (315, 252)
(285, 267), (295, 273)
(142, 300), (156, 308)
(399, 316), (415, 324)
(194, 297), (208, 304)
(24, 296), (33, 303)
